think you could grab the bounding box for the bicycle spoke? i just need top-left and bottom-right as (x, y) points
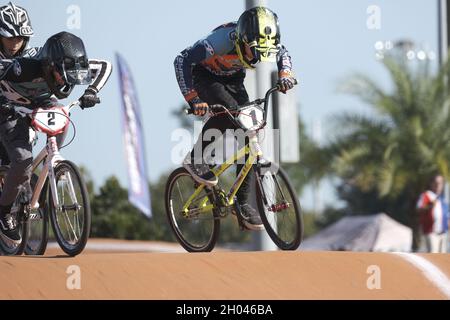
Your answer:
(59, 195), (79, 244)
(64, 177), (82, 242)
(256, 167), (302, 250)
(52, 164), (87, 252)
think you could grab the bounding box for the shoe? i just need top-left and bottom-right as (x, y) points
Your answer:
(183, 159), (218, 187)
(0, 213), (21, 245)
(240, 203), (264, 231)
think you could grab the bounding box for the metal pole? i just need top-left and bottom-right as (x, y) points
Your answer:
(244, 0), (278, 251)
(438, 0), (450, 252)
(438, 0), (448, 66)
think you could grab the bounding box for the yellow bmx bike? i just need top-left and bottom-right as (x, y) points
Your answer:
(165, 83), (303, 252)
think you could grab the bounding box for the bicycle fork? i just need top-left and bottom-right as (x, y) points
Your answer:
(30, 136), (77, 211)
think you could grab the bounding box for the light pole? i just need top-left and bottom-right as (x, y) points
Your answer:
(438, 0), (448, 66)
(244, 0), (278, 251)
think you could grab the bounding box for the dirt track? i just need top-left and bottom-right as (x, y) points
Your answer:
(1, 247), (449, 299)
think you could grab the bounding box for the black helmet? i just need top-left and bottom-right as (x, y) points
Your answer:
(40, 31), (91, 99)
(0, 2), (34, 55)
(235, 6), (280, 69)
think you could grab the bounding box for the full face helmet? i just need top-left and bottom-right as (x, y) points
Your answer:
(235, 6), (280, 69)
(40, 31), (92, 99)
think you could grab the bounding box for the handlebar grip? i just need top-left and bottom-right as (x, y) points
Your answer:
(95, 97), (101, 104)
(184, 104), (225, 115)
(275, 77), (299, 92)
(209, 104), (226, 113)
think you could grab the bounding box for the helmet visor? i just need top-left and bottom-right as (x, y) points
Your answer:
(61, 57), (92, 85)
(65, 68), (92, 85)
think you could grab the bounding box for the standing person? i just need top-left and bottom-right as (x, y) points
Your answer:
(174, 6), (296, 231)
(416, 174), (449, 253)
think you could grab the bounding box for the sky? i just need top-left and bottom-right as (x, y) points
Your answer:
(10, 0), (439, 209)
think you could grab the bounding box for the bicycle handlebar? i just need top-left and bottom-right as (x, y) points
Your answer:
(184, 79), (298, 119)
(3, 100), (81, 117)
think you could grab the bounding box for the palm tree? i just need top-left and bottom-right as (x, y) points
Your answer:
(322, 54), (450, 251)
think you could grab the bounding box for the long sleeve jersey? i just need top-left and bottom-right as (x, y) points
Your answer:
(174, 22), (292, 102)
(0, 47), (112, 105)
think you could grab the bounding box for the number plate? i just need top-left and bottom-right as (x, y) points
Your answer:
(31, 106), (69, 135)
(237, 106), (264, 130)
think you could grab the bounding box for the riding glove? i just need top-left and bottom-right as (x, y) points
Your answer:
(79, 88), (100, 109)
(278, 70), (295, 93)
(189, 96), (208, 116)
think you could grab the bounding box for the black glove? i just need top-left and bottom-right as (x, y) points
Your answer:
(188, 96), (208, 116)
(278, 76), (295, 93)
(79, 88), (100, 109)
(278, 70), (296, 93)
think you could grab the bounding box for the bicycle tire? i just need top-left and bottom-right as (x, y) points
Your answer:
(165, 167), (220, 252)
(48, 160), (91, 256)
(255, 165), (303, 250)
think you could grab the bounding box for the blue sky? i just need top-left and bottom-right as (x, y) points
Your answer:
(11, 0), (438, 207)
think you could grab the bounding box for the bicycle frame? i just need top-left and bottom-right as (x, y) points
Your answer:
(180, 81), (298, 217)
(13, 101), (80, 212)
(181, 134), (263, 216)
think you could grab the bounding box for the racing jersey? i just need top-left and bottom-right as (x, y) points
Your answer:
(174, 22), (292, 102)
(0, 46), (112, 106)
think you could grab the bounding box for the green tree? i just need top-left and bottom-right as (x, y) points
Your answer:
(320, 55), (450, 250)
(91, 176), (149, 239)
(90, 175), (174, 241)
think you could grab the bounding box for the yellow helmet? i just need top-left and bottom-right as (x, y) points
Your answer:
(235, 6), (280, 69)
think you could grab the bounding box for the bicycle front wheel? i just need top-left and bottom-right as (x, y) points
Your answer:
(165, 167), (220, 252)
(255, 165), (303, 250)
(49, 160), (91, 256)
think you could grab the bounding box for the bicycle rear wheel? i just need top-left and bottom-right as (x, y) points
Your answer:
(165, 167), (220, 252)
(24, 175), (49, 255)
(49, 160), (91, 256)
(255, 165), (303, 250)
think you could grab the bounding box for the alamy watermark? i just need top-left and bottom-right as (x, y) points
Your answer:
(366, 265), (381, 290)
(367, 5), (381, 30)
(66, 5), (81, 30)
(171, 120), (282, 171)
(66, 265), (81, 290)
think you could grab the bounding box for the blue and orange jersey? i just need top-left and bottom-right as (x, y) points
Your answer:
(174, 22), (293, 102)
